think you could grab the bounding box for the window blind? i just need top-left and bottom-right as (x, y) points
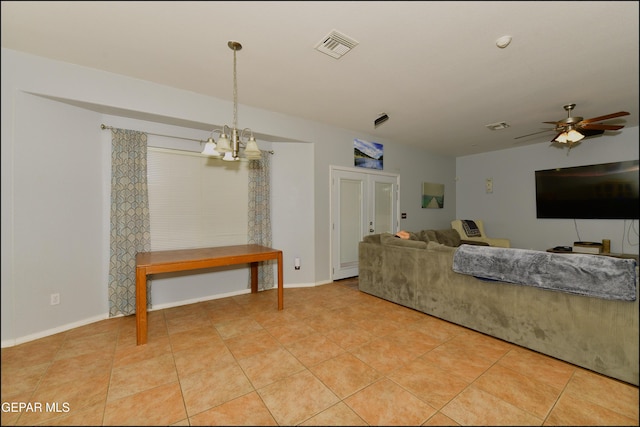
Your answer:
(147, 147), (248, 251)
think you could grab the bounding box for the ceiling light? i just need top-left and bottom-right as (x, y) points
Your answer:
(201, 41), (261, 161)
(554, 128), (585, 144)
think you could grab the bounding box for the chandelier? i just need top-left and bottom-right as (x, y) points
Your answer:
(201, 41), (261, 161)
(553, 126), (585, 145)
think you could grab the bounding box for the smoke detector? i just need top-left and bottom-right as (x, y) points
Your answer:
(496, 35), (512, 49)
(315, 30), (359, 59)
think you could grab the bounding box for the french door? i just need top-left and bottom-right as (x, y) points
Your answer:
(331, 166), (399, 280)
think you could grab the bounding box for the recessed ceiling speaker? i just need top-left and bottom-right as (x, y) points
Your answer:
(374, 113), (389, 128)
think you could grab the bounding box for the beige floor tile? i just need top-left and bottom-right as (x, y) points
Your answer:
(1, 334), (65, 367)
(473, 364), (562, 419)
(385, 328), (442, 359)
(1, 362), (49, 397)
(38, 352), (113, 390)
(180, 360), (254, 417)
(238, 346), (305, 389)
(165, 311), (213, 335)
(188, 392), (277, 426)
(441, 386), (543, 425)
(223, 329), (282, 360)
(16, 373), (110, 426)
(213, 317), (264, 340)
(497, 346), (576, 390)
(350, 336), (419, 374)
(419, 340), (494, 382)
(406, 316), (467, 342)
(107, 354), (178, 401)
(388, 357), (469, 409)
(54, 331), (118, 361)
(173, 342), (236, 378)
(113, 335), (172, 368)
(345, 378), (436, 425)
(39, 401), (106, 426)
(545, 392), (638, 426)
(266, 320), (318, 345)
(310, 352), (382, 399)
(562, 368), (639, 420)
(324, 323), (374, 351)
(103, 382), (186, 426)
(423, 411), (462, 426)
(284, 333), (345, 367)
(167, 325), (222, 353)
(300, 401), (368, 426)
(257, 370), (340, 425)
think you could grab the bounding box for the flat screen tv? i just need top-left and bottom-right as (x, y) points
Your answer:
(535, 160), (639, 219)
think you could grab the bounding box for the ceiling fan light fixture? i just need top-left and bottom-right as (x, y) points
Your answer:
(554, 128), (585, 144)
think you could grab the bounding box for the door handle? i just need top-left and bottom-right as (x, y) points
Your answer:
(369, 229), (374, 232)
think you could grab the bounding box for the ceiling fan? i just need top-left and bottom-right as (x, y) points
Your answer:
(515, 104), (630, 149)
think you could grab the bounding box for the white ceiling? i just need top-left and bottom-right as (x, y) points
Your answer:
(2, 1), (638, 157)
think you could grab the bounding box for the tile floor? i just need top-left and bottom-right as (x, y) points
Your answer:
(1, 279), (638, 426)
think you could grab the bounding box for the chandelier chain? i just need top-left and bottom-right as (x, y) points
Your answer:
(233, 47), (238, 131)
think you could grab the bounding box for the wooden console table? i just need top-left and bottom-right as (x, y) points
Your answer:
(135, 244), (283, 345)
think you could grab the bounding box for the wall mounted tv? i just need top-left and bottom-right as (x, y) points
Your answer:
(535, 160), (639, 219)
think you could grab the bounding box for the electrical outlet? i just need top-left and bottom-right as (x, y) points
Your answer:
(50, 293), (60, 305)
(485, 178), (493, 193)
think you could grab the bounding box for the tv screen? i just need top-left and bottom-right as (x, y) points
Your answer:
(535, 160), (639, 219)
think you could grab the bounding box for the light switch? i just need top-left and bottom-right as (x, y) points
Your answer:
(485, 178), (493, 193)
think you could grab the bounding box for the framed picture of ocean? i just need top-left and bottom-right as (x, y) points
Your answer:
(422, 182), (444, 208)
(354, 138), (383, 170)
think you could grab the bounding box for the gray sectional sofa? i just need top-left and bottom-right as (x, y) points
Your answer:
(358, 231), (639, 385)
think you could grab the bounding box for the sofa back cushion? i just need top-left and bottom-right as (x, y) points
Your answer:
(380, 233), (427, 249)
(434, 229), (461, 247)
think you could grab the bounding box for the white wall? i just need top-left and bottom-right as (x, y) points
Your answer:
(2, 48), (449, 345)
(455, 128), (639, 254)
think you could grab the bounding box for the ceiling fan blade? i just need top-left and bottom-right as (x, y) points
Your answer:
(580, 123), (624, 131)
(580, 111), (630, 124)
(514, 129), (555, 139)
(542, 121), (561, 125)
(580, 129), (605, 137)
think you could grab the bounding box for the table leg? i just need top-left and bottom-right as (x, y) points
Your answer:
(250, 262), (258, 293)
(136, 267), (148, 345)
(277, 251), (283, 310)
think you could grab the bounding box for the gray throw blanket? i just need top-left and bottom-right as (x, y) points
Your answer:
(453, 245), (637, 301)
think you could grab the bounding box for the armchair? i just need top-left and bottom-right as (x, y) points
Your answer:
(451, 219), (511, 248)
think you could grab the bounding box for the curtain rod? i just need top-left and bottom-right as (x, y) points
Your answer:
(100, 124), (274, 154)
(101, 124), (205, 143)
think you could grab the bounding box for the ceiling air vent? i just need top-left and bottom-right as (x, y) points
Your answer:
(485, 121), (510, 131)
(315, 30), (359, 59)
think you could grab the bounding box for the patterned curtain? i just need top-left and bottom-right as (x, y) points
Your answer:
(108, 129), (151, 316)
(248, 151), (274, 290)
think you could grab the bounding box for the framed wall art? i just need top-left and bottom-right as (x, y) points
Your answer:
(354, 138), (383, 170)
(422, 182), (444, 208)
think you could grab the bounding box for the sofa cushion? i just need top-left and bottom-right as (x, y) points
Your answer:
(362, 234), (381, 244)
(434, 229), (461, 247)
(380, 233), (427, 249)
(415, 230), (432, 243)
(427, 241), (456, 252)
